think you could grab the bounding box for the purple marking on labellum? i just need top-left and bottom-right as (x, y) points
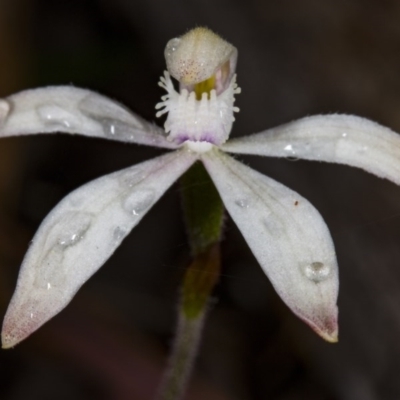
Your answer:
(175, 133), (217, 145)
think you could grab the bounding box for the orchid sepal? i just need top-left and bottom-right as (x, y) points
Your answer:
(2, 148), (197, 348)
(222, 114), (400, 186)
(201, 149), (339, 342)
(0, 86), (178, 149)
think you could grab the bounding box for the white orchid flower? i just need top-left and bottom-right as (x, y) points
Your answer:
(2, 27), (400, 349)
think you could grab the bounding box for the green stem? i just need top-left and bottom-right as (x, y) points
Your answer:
(158, 310), (206, 400)
(180, 161), (224, 256)
(157, 162), (224, 400)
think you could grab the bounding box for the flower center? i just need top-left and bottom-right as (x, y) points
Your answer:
(155, 71), (240, 152)
(155, 27), (241, 153)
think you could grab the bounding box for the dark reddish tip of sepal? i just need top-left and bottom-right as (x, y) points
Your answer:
(298, 306), (339, 343)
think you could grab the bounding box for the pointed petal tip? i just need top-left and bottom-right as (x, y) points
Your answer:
(302, 307), (339, 343)
(1, 320), (27, 349)
(2, 333), (19, 349)
(2, 321), (42, 349)
(2, 326), (25, 349)
(314, 322), (339, 343)
(1, 308), (40, 349)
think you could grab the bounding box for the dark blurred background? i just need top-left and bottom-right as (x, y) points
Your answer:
(1, 0), (400, 399)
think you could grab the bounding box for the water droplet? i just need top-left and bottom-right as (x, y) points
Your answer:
(235, 199), (249, 208)
(304, 262), (331, 283)
(34, 213), (92, 289)
(94, 116), (142, 142)
(57, 213), (92, 247)
(30, 313), (34, 319)
(78, 94), (143, 136)
(100, 118), (132, 138)
(123, 189), (155, 216)
(165, 38), (181, 58)
(113, 226), (127, 243)
(284, 144), (299, 161)
(34, 247), (65, 289)
(341, 132), (348, 138)
(284, 144), (295, 154)
(37, 105), (76, 129)
(0, 99), (10, 120)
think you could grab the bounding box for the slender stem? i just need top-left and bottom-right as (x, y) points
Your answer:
(159, 311), (206, 400)
(157, 162), (224, 400)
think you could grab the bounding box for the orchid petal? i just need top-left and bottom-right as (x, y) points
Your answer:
(202, 150), (338, 341)
(0, 86), (178, 149)
(2, 149), (196, 348)
(222, 114), (400, 185)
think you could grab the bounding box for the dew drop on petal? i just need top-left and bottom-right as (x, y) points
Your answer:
(303, 262), (331, 283)
(113, 226), (127, 244)
(36, 105), (76, 129)
(283, 144), (299, 161)
(34, 246), (65, 289)
(78, 94), (143, 136)
(284, 144), (295, 154)
(234, 199), (249, 208)
(58, 232), (82, 247)
(91, 117), (139, 142)
(57, 213), (92, 248)
(97, 118), (119, 137)
(34, 213), (92, 289)
(123, 189), (155, 216)
(165, 38), (181, 59)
